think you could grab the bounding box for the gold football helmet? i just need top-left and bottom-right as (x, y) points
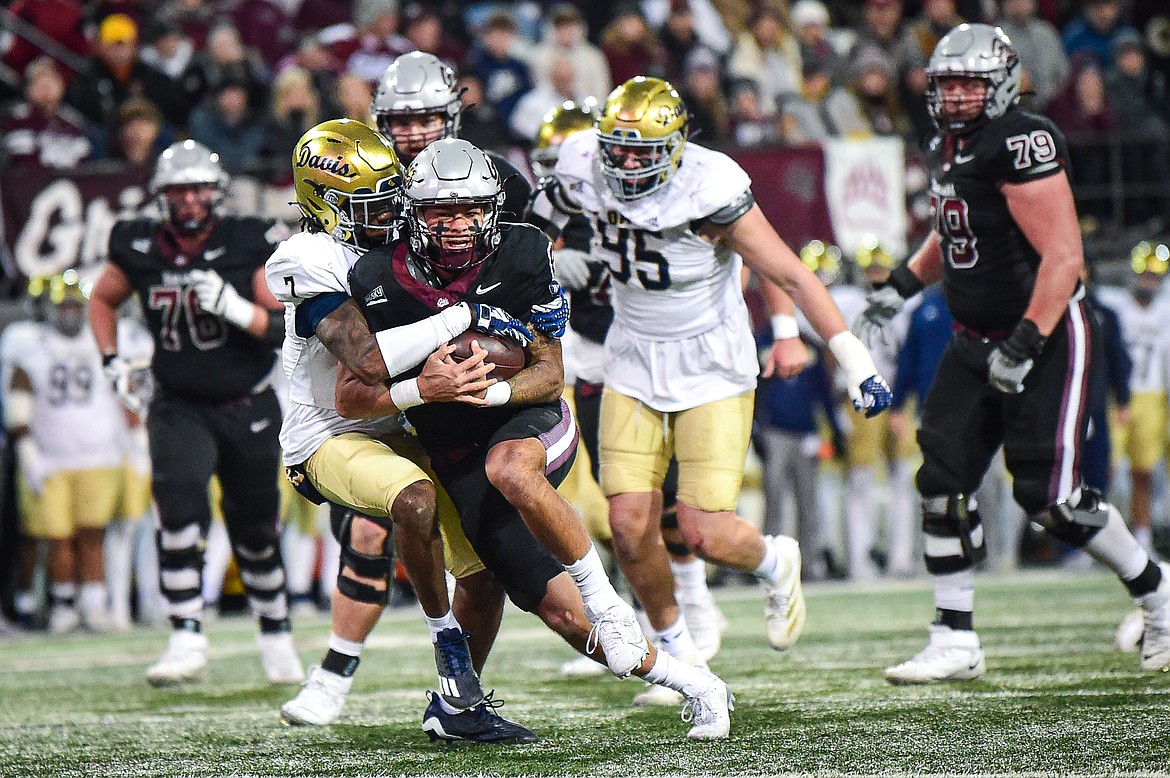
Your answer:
(855, 235), (896, 271)
(292, 118), (403, 249)
(597, 77), (688, 201)
(46, 269), (88, 337)
(800, 240), (843, 285)
(531, 98), (599, 180)
(1131, 240), (1170, 276)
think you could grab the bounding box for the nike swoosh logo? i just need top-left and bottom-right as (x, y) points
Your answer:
(475, 282), (502, 294)
(250, 418), (272, 433)
(953, 153), (976, 165)
(968, 661), (981, 671)
(204, 246), (227, 260)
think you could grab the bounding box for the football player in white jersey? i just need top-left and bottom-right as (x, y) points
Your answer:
(533, 76), (891, 659)
(1098, 241), (1170, 555)
(5, 272), (129, 633)
(267, 119), (537, 742)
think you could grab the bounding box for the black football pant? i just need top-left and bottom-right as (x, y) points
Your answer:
(148, 388), (288, 628)
(915, 298), (1098, 573)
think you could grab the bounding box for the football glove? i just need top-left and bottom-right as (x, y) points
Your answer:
(987, 320), (1046, 394)
(552, 247), (591, 291)
(15, 437), (46, 494)
(853, 285), (905, 348)
(530, 281), (570, 338)
(828, 331), (892, 418)
(188, 268), (255, 329)
(103, 354), (152, 414)
(469, 303), (533, 347)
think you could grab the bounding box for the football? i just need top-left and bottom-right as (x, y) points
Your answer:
(447, 331), (526, 380)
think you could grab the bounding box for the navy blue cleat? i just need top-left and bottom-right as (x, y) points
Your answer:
(433, 628), (484, 708)
(421, 690), (539, 745)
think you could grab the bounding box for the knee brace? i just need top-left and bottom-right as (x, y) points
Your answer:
(336, 511), (394, 606)
(922, 494), (986, 574)
(1032, 487), (1107, 548)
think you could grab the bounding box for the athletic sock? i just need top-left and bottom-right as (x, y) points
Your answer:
(753, 537), (785, 584)
(1085, 504), (1150, 582)
(670, 557), (707, 598)
(566, 545), (623, 615)
(322, 633), (364, 678)
(50, 581), (77, 609)
(424, 610), (461, 642)
(932, 569), (975, 630)
(657, 614), (700, 664)
(641, 650), (717, 698)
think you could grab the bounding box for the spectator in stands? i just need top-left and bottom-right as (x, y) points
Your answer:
(529, 4), (612, 104)
(467, 10), (533, 124)
(335, 0), (413, 84)
(180, 22), (270, 117)
(997, 0), (1069, 110)
(0, 0), (90, 80)
(600, 4), (669, 86)
(781, 53), (857, 142)
(228, 0), (298, 68)
(65, 13), (186, 132)
(1063, 0), (1138, 69)
(277, 35), (343, 114)
(846, 46), (912, 138)
(754, 331), (844, 583)
(294, 0), (355, 33)
(258, 67), (320, 186)
(454, 68), (511, 153)
(679, 47), (730, 144)
(1046, 53), (1116, 224)
(659, 0), (705, 83)
(334, 70), (373, 121)
(105, 97), (165, 166)
(729, 77), (783, 147)
(791, 0), (847, 86)
(902, 0), (964, 70)
(140, 18), (195, 81)
(1104, 30), (1170, 225)
(401, 3), (465, 66)
(728, 6), (803, 115)
(510, 57), (582, 143)
(2, 58), (92, 170)
(157, 0), (215, 50)
(187, 79), (265, 175)
(851, 0), (928, 141)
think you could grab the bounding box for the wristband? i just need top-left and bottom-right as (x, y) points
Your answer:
(770, 314), (800, 341)
(484, 382), (511, 407)
(888, 263), (925, 299)
(389, 378), (424, 410)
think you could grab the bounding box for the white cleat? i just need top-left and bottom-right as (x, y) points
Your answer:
(1139, 564), (1170, 672)
(679, 589), (724, 663)
(1116, 608), (1143, 653)
(47, 606), (80, 635)
(80, 604), (114, 634)
(146, 630), (208, 686)
(280, 666), (353, 725)
(633, 683), (684, 707)
(258, 632), (305, 684)
(682, 679), (734, 740)
(585, 601), (651, 678)
(559, 654), (608, 678)
(885, 625), (986, 685)
(763, 535), (806, 651)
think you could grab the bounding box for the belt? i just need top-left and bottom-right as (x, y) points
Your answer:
(952, 322), (1009, 342)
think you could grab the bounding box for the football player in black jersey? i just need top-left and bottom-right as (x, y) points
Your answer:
(371, 51), (531, 219)
(856, 23), (1170, 681)
(88, 140), (303, 687)
(342, 138), (735, 740)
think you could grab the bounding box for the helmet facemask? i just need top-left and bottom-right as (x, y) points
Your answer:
(597, 129), (685, 200)
(46, 272), (87, 337)
(375, 109), (458, 163)
(410, 197), (502, 273)
(151, 140), (228, 236)
(159, 183), (223, 237)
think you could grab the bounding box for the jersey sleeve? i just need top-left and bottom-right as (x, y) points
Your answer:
(688, 148), (753, 222)
(509, 225), (558, 313)
(347, 253), (396, 333)
(106, 218), (151, 275)
(265, 232), (351, 305)
(989, 112), (1070, 185)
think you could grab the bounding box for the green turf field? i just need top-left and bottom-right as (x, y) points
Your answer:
(1, 570), (1167, 777)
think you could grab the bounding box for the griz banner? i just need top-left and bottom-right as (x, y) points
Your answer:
(731, 146), (834, 251)
(0, 164), (153, 285)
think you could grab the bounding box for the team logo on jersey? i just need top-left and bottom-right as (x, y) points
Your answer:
(364, 285), (387, 306)
(437, 297), (450, 308)
(294, 147), (355, 179)
(131, 238), (152, 254)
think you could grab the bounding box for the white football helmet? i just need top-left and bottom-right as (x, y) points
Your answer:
(150, 140), (229, 234)
(371, 52), (462, 161)
(926, 23), (1021, 133)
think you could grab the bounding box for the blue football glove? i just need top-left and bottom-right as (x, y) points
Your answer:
(530, 281), (570, 338)
(854, 375), (893, 418)
(469, 303), (533, 347)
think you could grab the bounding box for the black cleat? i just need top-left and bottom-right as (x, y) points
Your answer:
(421, 690), (539, 745)
(433, 628), (484, 708)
